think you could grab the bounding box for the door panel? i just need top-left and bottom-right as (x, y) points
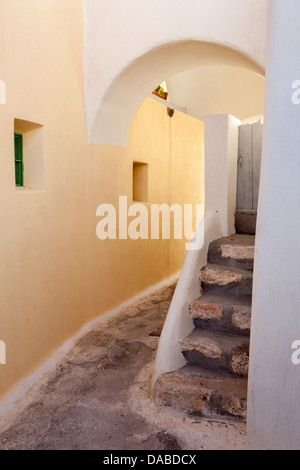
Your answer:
(237, 120), (263, 210)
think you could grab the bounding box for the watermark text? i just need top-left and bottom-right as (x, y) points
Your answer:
(0, 80), (5, 105)
(0, 340), (6, 365)
(291, 340), (300, 365)
(96, 196), (204, 251)
(291, 80), (300, 104)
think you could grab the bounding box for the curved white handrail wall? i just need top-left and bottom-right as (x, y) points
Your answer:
(153, 210), (222, 377)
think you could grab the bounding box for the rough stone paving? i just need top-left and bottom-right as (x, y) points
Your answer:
(0, 283), (247, 450)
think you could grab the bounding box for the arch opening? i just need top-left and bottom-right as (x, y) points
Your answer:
(88, 40), (265, 147)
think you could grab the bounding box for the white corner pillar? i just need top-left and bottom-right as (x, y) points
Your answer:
(205, 114), (240, 236)
(248, 0), (300, 450)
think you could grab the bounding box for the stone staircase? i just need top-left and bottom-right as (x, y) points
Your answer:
(153, 231), (255, 421)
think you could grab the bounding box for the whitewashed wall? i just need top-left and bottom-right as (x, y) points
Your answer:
(154, 114), (240, 376)
(84, 0), (267, 145)
(248, 0), (300, 450)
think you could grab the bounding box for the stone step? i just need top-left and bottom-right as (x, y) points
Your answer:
(152, 365), (247, 420)
(235, 210), (257, 235)
(179, 329), (249, 377)
(200, 264), (253, 299)
(190, 293), (251, 337)
(207, 234), (255, 271)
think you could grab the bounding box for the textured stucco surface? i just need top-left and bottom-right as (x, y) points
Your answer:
(0, 283), (247, 450)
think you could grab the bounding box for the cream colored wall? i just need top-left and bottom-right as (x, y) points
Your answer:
(0, 1), (204, 400)
(85, 97), (204, 324)
(0, 0), (89, 401)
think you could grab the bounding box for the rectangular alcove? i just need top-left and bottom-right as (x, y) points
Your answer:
(14, 118), (44, 191)
(133, 162), (149, 202)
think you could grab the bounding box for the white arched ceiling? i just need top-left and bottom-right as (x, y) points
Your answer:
(166, 65), (265, 122)
(84, 0), (268, 146)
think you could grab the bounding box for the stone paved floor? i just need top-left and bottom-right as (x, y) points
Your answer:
(0, 282), (247, 450)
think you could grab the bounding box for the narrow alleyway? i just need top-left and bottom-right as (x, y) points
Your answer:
(0, 282), (247, 450)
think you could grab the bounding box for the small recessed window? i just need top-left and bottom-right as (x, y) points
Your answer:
(14, 119), (44, 190)
(14, 132), (23, 187)
(133, 162), (149, 202)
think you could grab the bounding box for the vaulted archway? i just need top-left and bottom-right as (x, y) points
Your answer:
(86, 41), (265, 146)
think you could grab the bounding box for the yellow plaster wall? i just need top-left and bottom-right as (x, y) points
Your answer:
(0, 1), (204, 400)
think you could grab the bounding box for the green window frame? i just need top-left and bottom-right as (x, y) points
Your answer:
(14, 132), (23, 187)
